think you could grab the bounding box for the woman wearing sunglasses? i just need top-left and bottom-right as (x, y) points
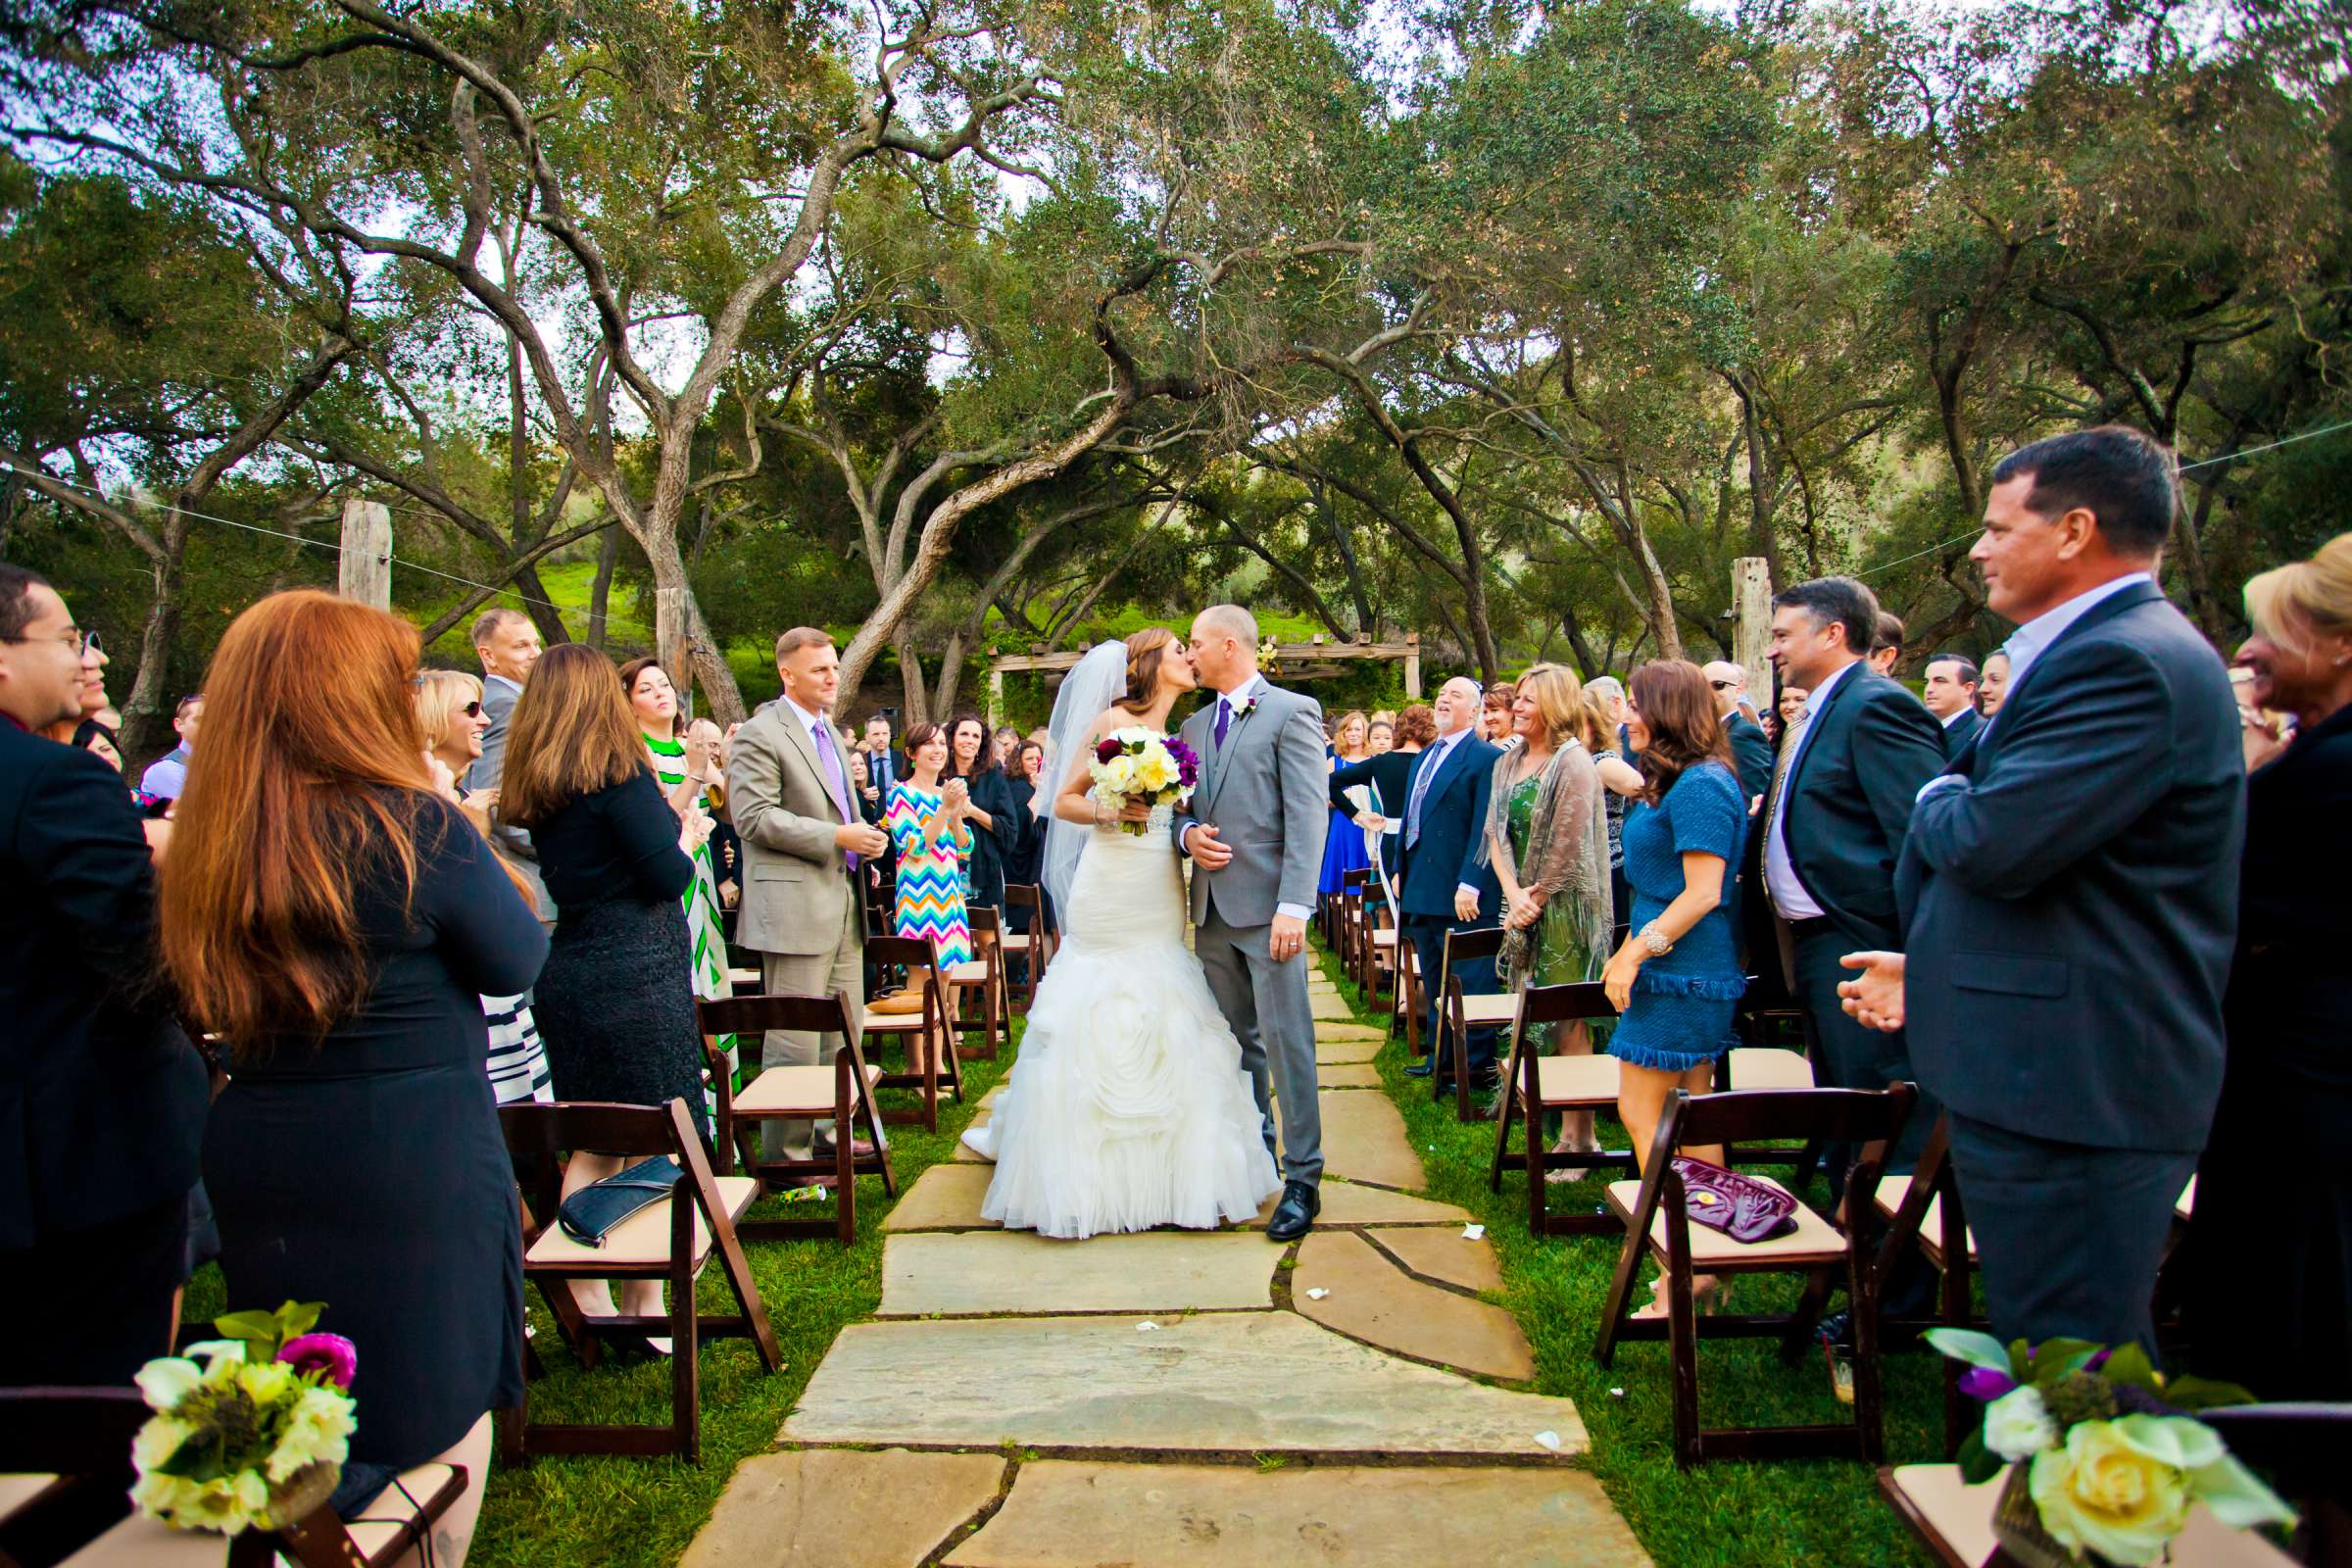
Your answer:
(416, 669), (499, 830)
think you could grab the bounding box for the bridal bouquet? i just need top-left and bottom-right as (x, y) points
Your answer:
(1929, 1328), (2293, 1566)
(1092, 728), (1199, 835)
(129, 1300), (359, 1536)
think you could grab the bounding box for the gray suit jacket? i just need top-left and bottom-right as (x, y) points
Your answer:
(468, 672), (551, 918)
(1174, 679), (1329, 929)
(729, 701), (863, 957)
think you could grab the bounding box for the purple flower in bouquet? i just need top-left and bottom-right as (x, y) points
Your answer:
(1096, 737), (1123, 763)
(276, 1333), (358, 1390)
(1163, 737), (1200, 787)
(1958, 1366), (2019, 1402)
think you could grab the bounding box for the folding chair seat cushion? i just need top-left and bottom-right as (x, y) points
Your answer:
(1456, 992), (1518, 1026)
(733, 1060), (885, 1116)
(59, 1461), (460, 1567)
(1533, 1054), (1621, 1106)
(2176, 1175), (2196, 1221)
(727, 965), (762, 989)
(1874, 1175), (1978, 1260)
(525, 1175), (761, 1269)
(1725, 1047), (1813, 1089)
(1606, 1173), (1847, 1267)
(0, 1473), (56, 1518)
(1371, 928), (1397, 948)
(862, 1010), (932, 1033)
(946, 960), (990, 987)
(999, 932), (1032, 952)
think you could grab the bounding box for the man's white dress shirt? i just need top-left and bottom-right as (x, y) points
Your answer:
(1762, 660), (1858, 922)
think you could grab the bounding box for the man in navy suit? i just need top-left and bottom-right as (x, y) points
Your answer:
(1396, 677), (1504, 1091)
(1842, 426), (2242, 1353)
(1922, 653), (1984, 760)
(1703, 662), (1774, 806)
(0, 565), (209, 1386)
(1761, 576), (1947, 1196)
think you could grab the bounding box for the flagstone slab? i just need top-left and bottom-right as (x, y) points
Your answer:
(943, 1461), (1650, 1568)
(1314, 1038), (1383, 1066)
(682, 1446), (1004, 1568)
(1318, 1090), (1426, 1190)
(783, 1312), (1585, 1455)
(1370, 1225), (1504, 1294)
(883, 1165), (1002, 1232)
(879, 1231), (1279, 1316)
(1309, 991), (1353, 1021)
(1317, 1062), (1384, 1089)
(1292, 1232), (1534, 1381)
(1314, 1022), (1390, 1043)
(1245, 1179), (1472, 1230)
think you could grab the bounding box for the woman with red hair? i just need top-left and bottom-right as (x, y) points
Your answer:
(161, 591), (546, 1556)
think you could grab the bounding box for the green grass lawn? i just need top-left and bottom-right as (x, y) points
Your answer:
(183, 944), (1936, 1567)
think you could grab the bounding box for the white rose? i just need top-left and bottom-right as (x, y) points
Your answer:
(1984, 1384), (2061, 1461)
(134, 1356), (205, 1412)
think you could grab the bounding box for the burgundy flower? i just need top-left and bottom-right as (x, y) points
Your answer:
(277, 1332), (359, 1390)
(1095, 737), (1123, 763)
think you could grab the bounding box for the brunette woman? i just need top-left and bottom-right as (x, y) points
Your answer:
(887, 721), (975, 969)
(162, 591), (545, 1558)
(945, 710), (1021, 914)
(620, 657), (736, 1079)
(502, 643), (707, 1331)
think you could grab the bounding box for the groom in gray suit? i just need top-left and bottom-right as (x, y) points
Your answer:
(1173, 605), (1331, 1241)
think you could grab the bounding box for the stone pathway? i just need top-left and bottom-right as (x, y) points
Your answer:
(683, 964), (1649, 1568)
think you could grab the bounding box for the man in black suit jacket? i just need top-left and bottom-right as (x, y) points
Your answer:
(1847, 427), (2242, 1353)
(1702, 661), (1774, 805)
(1922, 652), (1984, 760)
(0, 566), (210, 1386)
(1397, 677), (1504, 1088)
(1761, 576), (1947, 1194)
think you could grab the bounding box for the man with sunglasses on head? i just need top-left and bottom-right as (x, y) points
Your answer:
(1701, 661), (1773, 808)
(138, 692), (203, 802)
(0, 564), (210, 1386)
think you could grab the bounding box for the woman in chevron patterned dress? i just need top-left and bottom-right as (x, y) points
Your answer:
(621, 658), (736, 1081)
(885, 721), (975, 970)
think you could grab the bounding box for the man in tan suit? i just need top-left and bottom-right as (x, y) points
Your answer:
(726, 627), (892, 1161)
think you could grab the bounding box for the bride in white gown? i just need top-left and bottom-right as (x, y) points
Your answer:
(962, 629), (1282, 1239)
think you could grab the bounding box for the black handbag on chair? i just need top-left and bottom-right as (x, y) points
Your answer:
(556, 1156), (682, 1247)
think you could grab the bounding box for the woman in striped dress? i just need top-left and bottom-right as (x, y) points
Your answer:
(886, 721), (975, 970)
(620, 658), (735, 1082)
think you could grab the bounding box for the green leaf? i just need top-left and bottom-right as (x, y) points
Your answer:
(2161, 1375), (2258, 1412)
(211, 1310), (279, 1344)
(1956, 1429), (2003, 1486)
(2030, 1339), (2104, 1385)
(2098, 1343), (2158, 1392)
(1924, 1327), (2013, 1375)
(2189, 1452), (2299, 1531)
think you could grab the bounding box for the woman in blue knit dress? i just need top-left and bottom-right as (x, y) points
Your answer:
(1601, 660), (1748, 1269)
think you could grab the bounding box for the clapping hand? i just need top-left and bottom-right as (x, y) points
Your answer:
(941, 777), (971, 813)
(1837, 951), (1906, 1032)
(678, 802), (713, 853)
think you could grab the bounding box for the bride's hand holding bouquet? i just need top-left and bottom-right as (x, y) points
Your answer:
(1091, 728), (1199, 836)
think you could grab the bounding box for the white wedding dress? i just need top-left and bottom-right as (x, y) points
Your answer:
(970, 799), (1282, 1239)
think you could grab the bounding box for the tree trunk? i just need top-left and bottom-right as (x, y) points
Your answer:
(932, 630), (967, 718)
(119, 519), (191, 760)
(586, 520), (621, 650)
(896, 633), (928, 727)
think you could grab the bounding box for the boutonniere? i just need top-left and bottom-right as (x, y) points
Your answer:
(1231, 691), (1262, 720)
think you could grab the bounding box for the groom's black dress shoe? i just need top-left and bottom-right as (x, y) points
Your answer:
(1266, 1180), (1320, 1242)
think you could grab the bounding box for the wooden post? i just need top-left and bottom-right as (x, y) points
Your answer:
(656, 582), (688, 716)
(987, 665), (1004, 732)
(1402, 633), (1422, 700)
(336, 499), (391, 610)
(1734, 557), (1774, 704)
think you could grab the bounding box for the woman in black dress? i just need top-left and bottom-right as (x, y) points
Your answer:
(946, 710), (1023, 914)
(500, 642), (707, 1328)
(1328, 701), (1435, 892)
(160, 591), (546, 1555)
(2189, 533), (2352, 1398)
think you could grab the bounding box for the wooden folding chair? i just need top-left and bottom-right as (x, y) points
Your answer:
(501, 1099), (783, 1462)
(1861, 1111), (1981, 1454)
(1594, 1083), (1917, 1468)
(946, 906), (1006, 1061)
(0, 1387), (468, 1568)
(1434, 925), (1510, 1119)
(697, 991), (896, 1245)
(1002, 883), (1053, 1012)
(858, 934), (963, 1131)
(1337, 867), (1373, 988)
(1488, 981), (1628, 1234)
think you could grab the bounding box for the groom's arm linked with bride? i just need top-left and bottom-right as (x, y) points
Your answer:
(1173, 619), (1332, 1242)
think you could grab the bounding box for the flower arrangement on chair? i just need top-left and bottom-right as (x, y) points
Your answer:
(129, 1300), (358, 1536)
(1092, 728), (1199, 836)
(1930, 1327), (2295, 1566)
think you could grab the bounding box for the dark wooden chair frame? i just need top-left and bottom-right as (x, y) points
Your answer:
(501, 1098), (783, 1463)
(1002, 883), (1054, 1013)
(697, 990), (898, 1245)
(1335, 868), (1372, 988)
(1593, 1083), (1916, 1469)
(1435, 924), (1509, 1119)
(1487, 981), (1634, 1234)
(858, 934), (964, 1131)
(1860, 1112), (1982, 1456)
(953, 906), (1007, 1061)
(0, 1388), (468, 1568)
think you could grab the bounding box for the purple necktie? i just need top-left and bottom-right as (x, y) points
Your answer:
(1214, 698), (1232, 750)
(811, 718), (858, 868)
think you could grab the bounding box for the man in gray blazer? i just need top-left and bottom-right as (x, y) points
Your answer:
(466, 607), (551, 918)
(728, 628), (893, 1162)
(1173, 605), (1330, 1241)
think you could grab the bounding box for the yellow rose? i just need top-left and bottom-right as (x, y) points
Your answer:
(2029, 1419), (2192, 1566)
(1101, 756), (1138, 792)
(1136, 753), (1177, 792)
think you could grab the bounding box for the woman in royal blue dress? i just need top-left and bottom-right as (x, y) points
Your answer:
(1600, 660), (1748, 1310)
(1316, 709), (1375, 899)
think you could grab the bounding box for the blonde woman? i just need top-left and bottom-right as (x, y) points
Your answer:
(1318, 709), (1375, 898)
(1483, 665), (1613, 1156)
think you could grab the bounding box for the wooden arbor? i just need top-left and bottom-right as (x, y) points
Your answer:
(985, 633), (1422, 727)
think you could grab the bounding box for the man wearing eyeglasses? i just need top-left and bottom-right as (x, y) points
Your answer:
(0, 564), (210, 1386)
(137, 693), (203, 802)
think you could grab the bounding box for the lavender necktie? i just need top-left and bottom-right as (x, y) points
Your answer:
(811, 718), (858, 868)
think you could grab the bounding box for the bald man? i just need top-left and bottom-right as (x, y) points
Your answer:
(1704, 662), (1774, 806)
(1395, 677), (1505, 1091)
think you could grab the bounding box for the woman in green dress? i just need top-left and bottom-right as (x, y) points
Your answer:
(621, 657), (736, 1089)
(1483, 663), (1614, 1159)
